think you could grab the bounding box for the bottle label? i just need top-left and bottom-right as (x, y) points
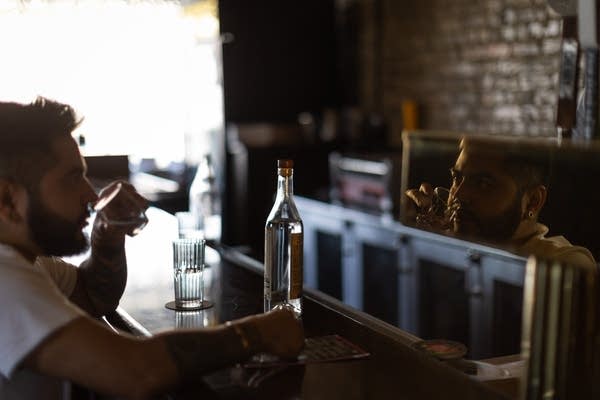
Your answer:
(289, 232), (303, 299)
(264, 229), (272, 300)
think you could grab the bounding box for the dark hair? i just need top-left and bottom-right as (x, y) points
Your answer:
(504, 153), (550, 192)
(0, 97), (82, 192)
(459, 136), (551, 191)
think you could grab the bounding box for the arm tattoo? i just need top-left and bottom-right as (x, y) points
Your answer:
(80, 241), (127, 316)
(163, 323), (262, 382)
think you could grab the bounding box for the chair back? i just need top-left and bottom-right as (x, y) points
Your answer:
(521, 256), (600, 399)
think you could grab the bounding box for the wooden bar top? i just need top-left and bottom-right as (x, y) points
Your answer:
(105, 208), (516, 399)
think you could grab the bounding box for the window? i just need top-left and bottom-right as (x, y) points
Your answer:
(0, 0), (222, 167)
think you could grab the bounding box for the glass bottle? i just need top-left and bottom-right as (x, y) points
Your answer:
(189, 154), (221, 242)
(264, 159), (304, 317)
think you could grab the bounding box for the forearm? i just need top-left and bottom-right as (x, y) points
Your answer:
(24, 317), (179, 400)
(25, 311), (300, 398)
(159, 319), (264, 381)
(79, 237), (127, 316)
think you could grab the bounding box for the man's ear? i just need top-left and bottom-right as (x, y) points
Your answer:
(522, 185), (547, 217)
(0, 179), (25, 223)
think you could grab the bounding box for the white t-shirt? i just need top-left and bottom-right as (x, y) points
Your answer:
(0, 243), (83, 400)
(516, 223), (597, 269)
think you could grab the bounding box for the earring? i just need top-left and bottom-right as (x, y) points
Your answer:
(527, 210), (534, 219)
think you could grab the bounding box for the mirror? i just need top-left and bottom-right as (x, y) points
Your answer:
(400, 131), (598, 268)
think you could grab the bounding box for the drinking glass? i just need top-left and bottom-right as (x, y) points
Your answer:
(431, 186), (450, 215)
(168, 238), (213, 311)
(90, 182), (148, 236)
(175, 211), (203, 239)
(415, 186), (452, 230)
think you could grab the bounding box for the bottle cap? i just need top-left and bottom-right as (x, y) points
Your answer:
(277, 159), (293, 168)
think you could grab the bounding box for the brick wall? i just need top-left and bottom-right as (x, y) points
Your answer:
(359, 0), (563, 141)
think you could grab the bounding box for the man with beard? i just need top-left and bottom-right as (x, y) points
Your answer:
(405, 136), (595, 268)
(0, 98), (304, 399)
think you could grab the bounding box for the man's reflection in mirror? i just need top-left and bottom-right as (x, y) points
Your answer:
(405, 137), (596, 268)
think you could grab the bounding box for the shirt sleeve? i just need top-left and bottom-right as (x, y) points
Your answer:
(0, 265), (83, 378)
(34, 256), (78, 297)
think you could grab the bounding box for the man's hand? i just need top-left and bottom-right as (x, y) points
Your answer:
(404, 183), (435, 223)
(92, 180), (149, 244)
(405, 182), (435, 211)
(160, 308), (305, 383)
(405, 183), (451, 231)
(252, 308), (305, 359)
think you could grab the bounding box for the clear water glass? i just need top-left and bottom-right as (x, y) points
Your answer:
(172, 238), (206, 309)
(415, 186), (452, 230)
(90, 182), (148, 236)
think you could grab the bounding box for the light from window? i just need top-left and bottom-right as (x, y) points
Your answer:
(0, 0), (222, 167)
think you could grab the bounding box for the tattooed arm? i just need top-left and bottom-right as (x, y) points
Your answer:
(69, 181), (145, 317)
(23, 309), (303, 399)
(71, 234), (127, 317)
(160, 308), (303, 380)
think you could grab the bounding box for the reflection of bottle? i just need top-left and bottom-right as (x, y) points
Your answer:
(189, 154), (221, 242)
(264, 159), (303, 317)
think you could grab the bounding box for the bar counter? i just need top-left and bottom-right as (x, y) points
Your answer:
(103, 208), (516, 399)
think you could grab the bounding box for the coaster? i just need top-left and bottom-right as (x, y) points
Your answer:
(165, 300), (214, 311)
(411, 339), (467, 360)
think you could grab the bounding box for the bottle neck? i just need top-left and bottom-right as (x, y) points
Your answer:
(277, 168), (294, 198)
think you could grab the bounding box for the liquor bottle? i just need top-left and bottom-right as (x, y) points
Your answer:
(264, 159), (304, 317)
(189, 154), (221, 242)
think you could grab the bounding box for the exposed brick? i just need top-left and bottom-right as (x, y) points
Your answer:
(502, 26), (517, 41)
(504, 8), (517, 24)
(542, 37), (561, 54)
(505, 0), (537, 6)
(494, 105), (522, 120)
(529, 22), (544, 38)
(516, 24), (531, 40)
(361, 0), (563, 137)
(487, 0), (503, 12)
(496, 60), (523, 75)
(545, 19), (560, 36)
(518, 9), (537, 23)
(512, 42), (540, 56)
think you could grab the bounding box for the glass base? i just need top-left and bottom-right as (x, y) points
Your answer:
(165, 300), (214, 311)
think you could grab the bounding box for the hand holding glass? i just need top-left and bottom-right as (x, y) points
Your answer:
(89, 182), (148, 236)
(414, 186), (452, 230)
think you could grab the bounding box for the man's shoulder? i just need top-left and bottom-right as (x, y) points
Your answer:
(0, 243), (30, 267)
(0, 245), (75, 294)
(527, 234), (597, 268)
(0, 244), (40, 283)
(34, 257), (78, 297)
(35, 256), (75, 271)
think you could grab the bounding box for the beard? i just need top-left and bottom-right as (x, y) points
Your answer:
(451, 194), (522, 243)
(27, 195), (90, 257)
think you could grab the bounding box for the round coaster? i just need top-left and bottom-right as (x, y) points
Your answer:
(411, 339), (467, 360)
(165, 300), (214, 311)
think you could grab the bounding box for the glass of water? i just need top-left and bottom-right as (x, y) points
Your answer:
(90, 182), (148, 236)
(171, 238), (208, 310)
(415, 186), (452, 230)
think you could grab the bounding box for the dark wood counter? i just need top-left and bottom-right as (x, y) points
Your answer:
(105, 208), (515, 399)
